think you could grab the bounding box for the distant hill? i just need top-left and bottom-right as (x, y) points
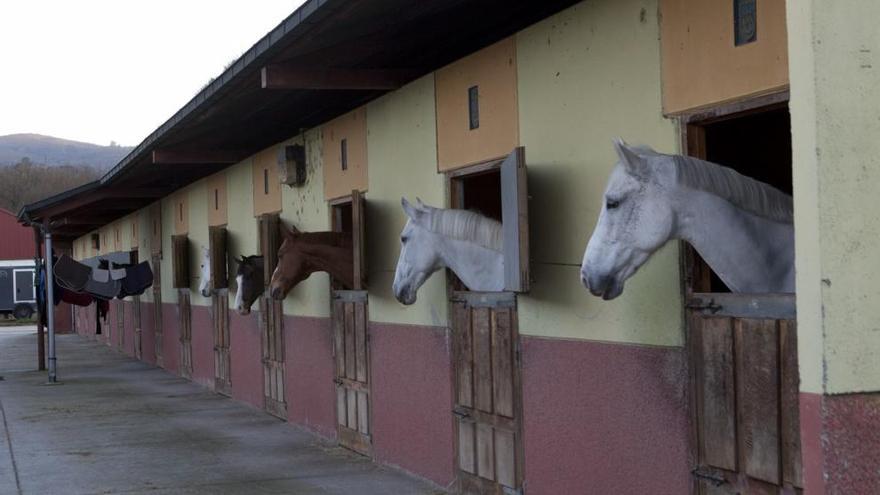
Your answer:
(0, 134), (133, 169)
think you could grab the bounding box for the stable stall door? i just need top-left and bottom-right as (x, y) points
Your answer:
(451, 291), (524, 495)
(331, 191), (371, 455)
(259, 214), (286, 419)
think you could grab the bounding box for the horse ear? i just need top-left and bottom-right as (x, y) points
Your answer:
(415, 197), (428, 211)
(401, 197), (417, 219)
(613, 138), (646, 177)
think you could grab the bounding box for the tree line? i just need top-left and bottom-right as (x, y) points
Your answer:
(0, 158), (101, 213)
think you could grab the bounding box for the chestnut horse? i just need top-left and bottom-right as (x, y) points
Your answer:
(269, 225), (354, 300)
(233, 255), (263, 315)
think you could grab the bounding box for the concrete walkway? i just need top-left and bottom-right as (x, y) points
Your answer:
(0, 327), (441, 495)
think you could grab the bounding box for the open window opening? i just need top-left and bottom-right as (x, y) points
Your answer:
(330, 190), (365, 290)
(447, 147), (529, 293)
(685, 102), (792, 293)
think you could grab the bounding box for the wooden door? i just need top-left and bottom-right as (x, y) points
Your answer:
(688, 293), (802, 493)
(152, 255), (163, 367)
(178, 289), (192, 379)
(212, 291), (231, 395)
(451, 291), (524, 495)
(331, 190), (371, 454)
(133, 295), (142, 360)
(116, 300), (125, 350)
(332, 290), (371, 455)
(259, 214), (286, 418)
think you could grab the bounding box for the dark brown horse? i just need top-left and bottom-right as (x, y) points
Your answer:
(234, 255), (263, 315)
(269, 225), (354, 300)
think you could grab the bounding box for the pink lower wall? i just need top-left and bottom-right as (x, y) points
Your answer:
(520, 336), (690, 495)
(229, 311), (264, 409)
(122, 301), (135, 357)
(140, 301), (156, 365)
(191, 305), (214, 388)
(800, 391), (880, 493)
(284, 315), (337, 439)
(161, 302), (180, 375)
(370, 322), (455, 487)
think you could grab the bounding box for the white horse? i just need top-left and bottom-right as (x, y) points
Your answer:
(581, 139), (794, 299)
(198, 246), (212, 297)
(393, 198), (503, 304)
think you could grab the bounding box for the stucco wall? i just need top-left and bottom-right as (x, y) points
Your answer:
(366, 75), (448, 327)
(279, 129), (332, 319)
(787, 0), (880, 394)
(515, 0), (682, 346)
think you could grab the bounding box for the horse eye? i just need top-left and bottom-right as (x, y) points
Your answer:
(400, 236), (408, 244)
(606, 198), (621, 210)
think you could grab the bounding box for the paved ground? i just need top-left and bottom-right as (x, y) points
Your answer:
(0, 327), (441, 495)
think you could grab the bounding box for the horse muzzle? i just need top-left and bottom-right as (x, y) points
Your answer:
(581, 269), (623, 300)
(393, 285), (416, 305)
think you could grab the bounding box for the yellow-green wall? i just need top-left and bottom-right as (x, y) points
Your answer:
(515, 0), (682, 346)
(366, 75), (449, 327)
(787, 0), (880, 394)
(279, 130), (332, 318)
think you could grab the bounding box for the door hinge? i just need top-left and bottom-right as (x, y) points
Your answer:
(452, 406), (471, 419)
(691, 467), (727, 487)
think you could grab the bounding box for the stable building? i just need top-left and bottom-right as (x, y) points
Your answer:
(19, 0), (880, 493)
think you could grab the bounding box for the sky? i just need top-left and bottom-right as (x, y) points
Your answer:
(0, 1), (305, 147)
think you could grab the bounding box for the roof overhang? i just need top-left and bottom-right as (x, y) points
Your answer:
(19, 0), (580, 240)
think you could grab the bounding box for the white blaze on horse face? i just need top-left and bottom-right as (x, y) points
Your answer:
(234, 274), (244, 312)
(198, 247), (211, 297)
(582, 154), (675, 300)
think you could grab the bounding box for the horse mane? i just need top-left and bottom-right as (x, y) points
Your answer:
(419, 207), (502, 251)
(635, 147), (793, 223)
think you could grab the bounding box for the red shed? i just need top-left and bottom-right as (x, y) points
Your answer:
(0, 208), (36, 260)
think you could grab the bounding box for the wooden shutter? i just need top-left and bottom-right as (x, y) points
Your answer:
(259, 214), (281, 286)
(150, 203), (162, 256)
(351, 190), (366, 290)
(209, 226), (228, 289)
(171, 235), (189, 288)
(501, 146), (529, 292)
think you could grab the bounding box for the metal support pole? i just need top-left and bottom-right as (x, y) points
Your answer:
(44, 226), (57, 383)
(33, 226), (45, 371)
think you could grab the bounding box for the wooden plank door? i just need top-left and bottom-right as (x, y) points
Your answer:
(333, 290), (371, 455)
(133, 295), (142, 360)
(331, 190), (371, 454)
(213, 291), (231, 396)
(259, 214), (286, 418)
(688, 293), (802, 494)
(451, 291), (524, 495)
(152, 255), (163, 367)
(178, 289), (192, 379)
(116, 300), (125, 350)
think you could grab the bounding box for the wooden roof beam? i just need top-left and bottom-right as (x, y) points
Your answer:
(260, 64), (418, 90)
(152, 149), (249, 165)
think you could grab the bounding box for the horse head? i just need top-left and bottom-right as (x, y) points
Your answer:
(581, 139), (676, 300)
(269, 224), (308, 300)
(269, 224), (354, 300)
(234, 255), (264, 315)
(392, 197), (442, 305)
(198, 246), (212, 298)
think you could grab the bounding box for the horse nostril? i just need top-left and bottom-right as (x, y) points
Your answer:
(580, 273), (590, 290)
(270, 287), (281, 300)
